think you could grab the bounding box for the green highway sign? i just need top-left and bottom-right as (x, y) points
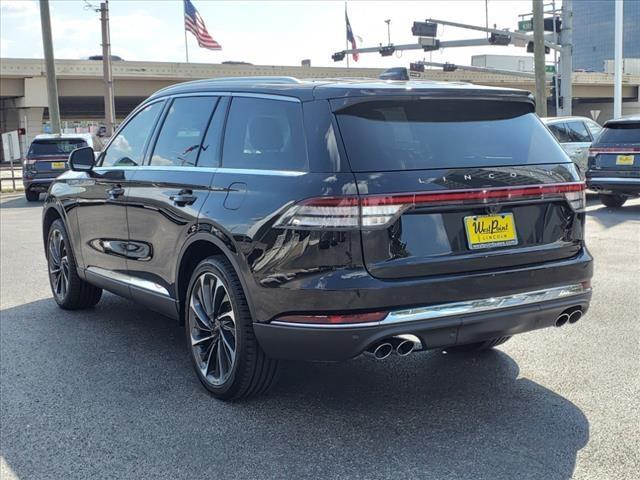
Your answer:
(545, 65), (556, 73)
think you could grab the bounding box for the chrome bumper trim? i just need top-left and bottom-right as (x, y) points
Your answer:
(271, 283), (591, 329)
(587, 177), (640, 184)
(86, 266), (170, 297)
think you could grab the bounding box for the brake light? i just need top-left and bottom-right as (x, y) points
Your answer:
(275, 182), (586, 230)
(275, 311), (388, 325)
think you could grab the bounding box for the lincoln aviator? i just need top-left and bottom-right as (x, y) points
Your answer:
(42, 78), (593, 400)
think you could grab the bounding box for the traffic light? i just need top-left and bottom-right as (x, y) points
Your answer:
(410, 62), (425, 73)
(379, 45), (396, 57)
(331, 51), (346, 62)
(489, 33), (511, 46)
(527, 41), (550, 54)
(411, 21), (437, 37)
(418, 37), (440, 51)
(544, 17), (562, 33)
(443, 63), (457, 72)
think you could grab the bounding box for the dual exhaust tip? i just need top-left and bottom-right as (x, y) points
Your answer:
(367, 336), (419, 360)
(555, 307), (583, 327)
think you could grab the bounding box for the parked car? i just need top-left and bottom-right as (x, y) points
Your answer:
(42, 78), (593, 400)
(23, 133), (103, 201)
(541, 116), (602, 173)
(586, 115), (640, 207)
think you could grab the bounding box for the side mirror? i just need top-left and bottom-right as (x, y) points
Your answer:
(69, 146), (95, 172)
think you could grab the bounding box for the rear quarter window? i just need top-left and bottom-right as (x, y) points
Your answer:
(335, 99), (570, 172)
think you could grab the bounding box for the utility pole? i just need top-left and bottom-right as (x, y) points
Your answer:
(385, 19), (391, 45)
(100, 1), (116, 136)
(532, 0), (547, 116)
(560, 0), (573, 115)
(39, 0), (61, 134)
(613, 0), (624, 119)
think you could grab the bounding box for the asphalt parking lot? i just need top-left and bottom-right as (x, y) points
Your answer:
(1, 193), (638, 480)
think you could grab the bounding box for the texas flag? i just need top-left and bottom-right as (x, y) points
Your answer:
(345, 9), (359, 61)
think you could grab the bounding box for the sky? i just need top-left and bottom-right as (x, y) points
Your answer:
(0, 0), (549, 68)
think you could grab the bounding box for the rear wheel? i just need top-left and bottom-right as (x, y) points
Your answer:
(445, 336), (511, 353)
(47, 219), (102, 309)
(599, 194), (626, 208)
(185, 256), (279, 400)
(25, 189), (40, 202)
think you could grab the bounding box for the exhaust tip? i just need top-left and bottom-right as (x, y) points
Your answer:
(396, 339), (415, 356)
(568, 309), (583, 324)
(555, 313), (570, 327)
(373, 342), (393, 360)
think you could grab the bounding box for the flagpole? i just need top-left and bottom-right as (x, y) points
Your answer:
(345, 1), (350, 68)
(183, 2), (189, 62)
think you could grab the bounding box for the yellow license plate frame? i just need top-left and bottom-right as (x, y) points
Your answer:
(51, 161), (66, 169)
(464, 213), (518, 250)
(616, 155), (634, 166)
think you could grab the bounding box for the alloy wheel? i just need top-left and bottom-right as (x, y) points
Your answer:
(48, 229), (69, 301)
(188, 272), (237, 386)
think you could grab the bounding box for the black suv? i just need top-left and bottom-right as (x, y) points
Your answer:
(586, 115), (640, 208)
(42, 78), (593, 400)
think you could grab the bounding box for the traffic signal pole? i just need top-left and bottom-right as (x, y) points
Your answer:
(38, 0), (61, 135)
(533, 0), (548, 116)
(100, 1), (116, 136)
(560, 0), (573, 115)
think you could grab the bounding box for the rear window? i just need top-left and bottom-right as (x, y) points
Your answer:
(597, 124), (640, 145)
(28, 139), (88, 157)
(335, 99), (570, 172)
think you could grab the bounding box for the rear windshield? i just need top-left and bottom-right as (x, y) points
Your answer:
(335, 99), (570, 172)
(28, 139), (88, 157)
(597, 124), (640, 145)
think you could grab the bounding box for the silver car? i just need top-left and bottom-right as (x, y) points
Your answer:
(542, 116), (602, 173)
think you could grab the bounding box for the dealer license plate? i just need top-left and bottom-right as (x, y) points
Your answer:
(464, 213), (518, 250)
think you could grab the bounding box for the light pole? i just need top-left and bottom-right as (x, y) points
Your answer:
(39, 0), (61, 134)
(613, 0), (624, 119)
(384, 19), (391, 45)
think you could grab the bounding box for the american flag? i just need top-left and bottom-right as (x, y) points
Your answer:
(345, 9), (359, 61)
(184, 0), (222, 51)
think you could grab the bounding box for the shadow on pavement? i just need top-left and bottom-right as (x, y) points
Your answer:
(586, 200), (640, 229)
(1, 295), (589, 480)
(0, 194), (42, 209)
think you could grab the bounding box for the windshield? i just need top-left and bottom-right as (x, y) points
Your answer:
(336, 99), (570, 172)
(597, 124), (640, 145)
(28, 139), (88, 157)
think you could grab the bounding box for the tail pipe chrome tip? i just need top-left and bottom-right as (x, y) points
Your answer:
(568, 309), (583, 324)
(555, 307), (583, 327)
(366, 341), (394, 360)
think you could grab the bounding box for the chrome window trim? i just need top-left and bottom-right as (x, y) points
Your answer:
(216, 167), (306, 177)
(271, 283), (591, 329)
(92, 165), (306, 176)
(86, 266), (170, 297)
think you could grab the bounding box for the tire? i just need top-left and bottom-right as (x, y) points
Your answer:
(185, 256), (279, 400)
(47, 219), (102, 309)
(445, 336), (511, 353)
(25, 189), (40, 202)
(599, 194), (626, 208)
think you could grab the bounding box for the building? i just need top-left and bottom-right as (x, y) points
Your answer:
(471, 55), (534, 73)
(573, 0), (640, 72)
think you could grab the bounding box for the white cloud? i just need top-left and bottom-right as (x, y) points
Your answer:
(0, 0), (38, 17)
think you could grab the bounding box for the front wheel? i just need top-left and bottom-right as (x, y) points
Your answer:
(47, 219), (102, 309)
(599, 194), (626, 208)
(185, 256), (279, 400)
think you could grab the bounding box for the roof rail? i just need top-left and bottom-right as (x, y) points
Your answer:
(205, 76), (303, 84)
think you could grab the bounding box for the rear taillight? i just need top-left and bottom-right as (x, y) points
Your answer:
(275, 182), (586, 230)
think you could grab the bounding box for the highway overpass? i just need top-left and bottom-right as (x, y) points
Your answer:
(1, 57), (639, 156)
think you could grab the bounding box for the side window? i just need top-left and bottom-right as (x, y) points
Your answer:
(197, 97), (229, 168)
(585, 120), (602, 139)
(150, 96), (218, 167)
(101, 102), (163, 167)
(547, 123), (571, 143)
(565, 121), (591, 142)
(222, 97), (307, 171)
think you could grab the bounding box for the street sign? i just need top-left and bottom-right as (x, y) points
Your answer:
(545, 65), (556, 73)
(2, 130), (21, 162)
(518, 19), (533, 31)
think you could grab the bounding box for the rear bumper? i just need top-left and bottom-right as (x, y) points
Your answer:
(23, 176), (57, 191)
(586, 176), (640, 195)
(254, 286), (591, 361)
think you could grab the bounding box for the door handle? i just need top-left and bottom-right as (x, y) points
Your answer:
(170, 189), (197, 206)
(107, 185), (125, 198)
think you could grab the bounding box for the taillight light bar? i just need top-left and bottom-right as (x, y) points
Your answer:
(275, 182), (586, 230)
(589, 147), (640, 154)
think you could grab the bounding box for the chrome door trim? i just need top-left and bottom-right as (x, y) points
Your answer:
(271, 283), (591, 329)
(86, 266), (170, 297)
